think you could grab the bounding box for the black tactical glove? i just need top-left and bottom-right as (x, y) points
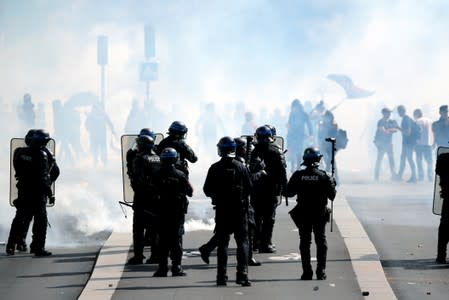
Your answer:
(49, 196), (55, 205)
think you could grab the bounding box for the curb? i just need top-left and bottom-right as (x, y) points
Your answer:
(334, 191), (397, 300)
(78, 232), (132, 300)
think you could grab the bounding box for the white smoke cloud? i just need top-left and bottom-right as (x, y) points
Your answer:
(1, 0), (448, 243)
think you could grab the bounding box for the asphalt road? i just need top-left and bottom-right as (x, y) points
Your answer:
(0, 244), (104, 300)
(344, 181), (449, 300)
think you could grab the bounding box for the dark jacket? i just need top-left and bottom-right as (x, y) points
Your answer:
(156, 136), (198, 175)
(154, 164), (193, 220)
(249, 142), (287, 196)
(203, 157), (252, 225)
(286, 166), (336, 220)
(13, 146), (60, 203)
(131, 151), (161, 210)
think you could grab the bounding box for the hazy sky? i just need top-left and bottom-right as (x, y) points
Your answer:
(1, 0), (449, 239)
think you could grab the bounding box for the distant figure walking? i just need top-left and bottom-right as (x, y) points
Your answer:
(413, 108), (433, 182)
(373, 107), (399, 181)
(286, 99), (313, 172)
(85, 103), (115, 166)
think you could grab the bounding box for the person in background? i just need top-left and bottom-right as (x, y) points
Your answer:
(373, 108), (399, 181)
(432, 105), (449, 149)
(396, 105), (418, 183)
(413, 108), (433, 182)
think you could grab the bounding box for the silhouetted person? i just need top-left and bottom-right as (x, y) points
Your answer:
(250, 126), (287, 254)
(242, 112), (257, 135)
(435, 152), (449, 264)
(153, 148), (193, 277)
(196, 102), (225, 153)
(203, 137), (252, 286)
(396, 105), (417, 183)
(286, 99), (313, 172)
(432, 105), (449, 149)
(85, 103), (115, 166)
(413, 108), (433, 181)
(318, 111), (339, 178)
(6, 129), (59, 256)
(17, 93), (35, 128)
(373, 108), (399, 181)
(286, 147), (336, 280)
(156, 121), (198, 177)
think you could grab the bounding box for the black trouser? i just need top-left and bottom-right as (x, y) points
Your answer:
(298, 218), (327, 273)
(203, 225), (257, 261)
(133, 208), (157, 257)
(7, 205), (33, 249)
(437, 198), (449, 259)
(202, 230), (218, 254)
(215, 219), (249, 279)
(157, 218), (185, 271)
(253, 196), (277, 248)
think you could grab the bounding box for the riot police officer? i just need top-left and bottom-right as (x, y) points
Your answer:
(127, 135), (160, 265)
(7, 129), (60, 256)
(250, 125), (287, 253)
(198, 137), (261, 266)
(203, 137), (252, 286)
(286, 147), (336, 280)
(126, 128), (157, 250)
(156, 121), (197, 177)
(6, 129), (37, 254)
(153, 148), (193, 277)
(435, 152), (449, 264)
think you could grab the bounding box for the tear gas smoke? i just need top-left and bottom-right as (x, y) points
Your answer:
(1, 1), (448, 244)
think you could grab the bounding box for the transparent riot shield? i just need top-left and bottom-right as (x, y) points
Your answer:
(121, 133), (164, 203)
(241, 135), (285, 151)
(433, 146), (449, 215)
(9, 138), (56, 207)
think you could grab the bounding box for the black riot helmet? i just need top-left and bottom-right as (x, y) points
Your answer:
(139, 127), (155, 139)
(217, 136), (236, 157)
(136, 135), (155, 152)
(302, 147), (323, 167)
(264, 124), (277, 136)
(255, 125), (274, 144)
(234, 137), (247, 157)
(29, 129), (51, 148)
(25, 129), (37, 146)
(168, 121), (188, 138)
(160, 147), (178, 165)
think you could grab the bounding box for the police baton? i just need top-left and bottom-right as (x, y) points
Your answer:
(325, 137), (337, 232)
(118, 201), (156, 218)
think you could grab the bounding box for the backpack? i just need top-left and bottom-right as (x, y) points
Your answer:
(336, 129), (348, 150)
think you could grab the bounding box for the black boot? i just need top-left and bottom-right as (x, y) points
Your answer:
(153, 268), (168, 277)
(34, 249), (52, 257)
(316, 269), (327, 280)
(249, 257), (261, 266)
(216, 274), (228, 286)
(127, 255), (144, 265)
(145, 254), (159, 264)
(301, 269), (313, 280)
(258, 244), (276, 253)
(6, 243), (15, 256)
(199, 244), (210, 264)
(236, 272), (251, 286)
(171, 265), (187, 277)
(16, 242), (28, 252)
